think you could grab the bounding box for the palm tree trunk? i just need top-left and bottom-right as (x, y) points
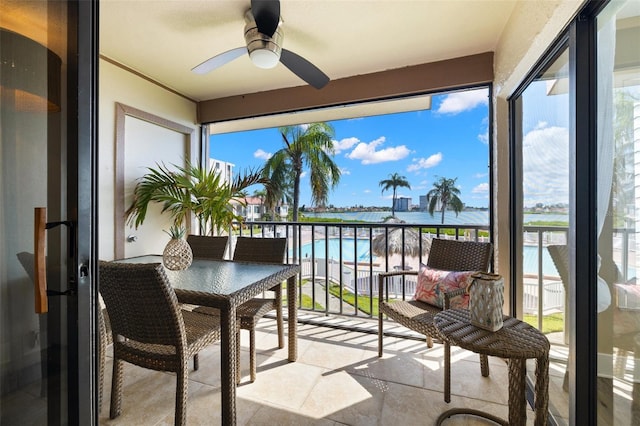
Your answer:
(391, 188), (396, 216)
(440, 204), (446, 224)
(292, 169), (301, 263)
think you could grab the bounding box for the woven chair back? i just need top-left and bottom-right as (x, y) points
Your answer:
(187, 235), (229, 260)
(233, 237), (287, 264)
(426, 238), (493, 272)
(99, 261), (185, 347)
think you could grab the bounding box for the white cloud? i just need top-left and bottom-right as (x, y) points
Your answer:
(474, 172), (488, 178)
(254, 149), (272, 160)
(346, 136), (410, 164)
(340, 167), (351, 175)
(364, 189), (371, 194)
(333, 137), (360, 154)
(300, 171), (307, 179)
(478, 131), (489, 144)
(436, 89), (488, 115)
(522, 123), (569, 206)
(472, 183), (489, 194)
(407, 152), (442, 172)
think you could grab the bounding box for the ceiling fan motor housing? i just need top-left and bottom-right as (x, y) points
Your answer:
(244, 9), (283, 69)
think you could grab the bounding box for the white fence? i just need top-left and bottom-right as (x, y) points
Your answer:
(523, 279), (565, 315)
(301, 257), (415, 297)
(301, 257), (565, 314)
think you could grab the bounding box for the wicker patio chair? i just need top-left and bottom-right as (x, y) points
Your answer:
(98, 305), (112, 414)
(185, 234), (229, 369)
(378, 238), (493, 385)
(187, 234), (229, 260)
(99, 261), (221, 426)
(194, 237), (287, 382)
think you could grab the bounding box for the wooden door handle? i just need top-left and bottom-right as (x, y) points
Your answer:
(34, 207), (48, 314)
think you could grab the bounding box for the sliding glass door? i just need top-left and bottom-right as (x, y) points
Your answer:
(511, 44), (571, 424)
(0, 1), (97, 423)
(595, 1), (640, 424)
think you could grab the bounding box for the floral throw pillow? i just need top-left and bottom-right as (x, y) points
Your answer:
(413, 264), (477, 309)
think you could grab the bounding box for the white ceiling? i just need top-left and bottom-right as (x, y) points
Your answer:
(100, 0), (517, 103)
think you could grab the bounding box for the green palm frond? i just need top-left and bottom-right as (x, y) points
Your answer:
(125, 160), (271, 235)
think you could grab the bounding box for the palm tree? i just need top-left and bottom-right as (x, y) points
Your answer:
(426, 176), (464, 224)
(263, 123), (341, 222)
(379, 173), (411, 216)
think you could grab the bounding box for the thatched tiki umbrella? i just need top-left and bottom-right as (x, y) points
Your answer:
(371, 217), (432, 258)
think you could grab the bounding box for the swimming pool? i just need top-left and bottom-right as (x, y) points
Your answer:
(295, 238), (373, 263)
(296, 239), (562, 275)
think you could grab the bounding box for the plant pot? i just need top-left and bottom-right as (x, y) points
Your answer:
(163, 237), (193, 270)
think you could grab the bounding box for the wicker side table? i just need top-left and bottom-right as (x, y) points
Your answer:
(434, 309), (550, 426)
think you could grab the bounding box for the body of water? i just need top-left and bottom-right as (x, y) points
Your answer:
(304, 211), (568, 225)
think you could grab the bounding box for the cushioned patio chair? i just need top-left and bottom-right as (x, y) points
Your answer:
(99, 261), (221, 426)
(194, 237), (287, 382)
(378, 238), (493, 399)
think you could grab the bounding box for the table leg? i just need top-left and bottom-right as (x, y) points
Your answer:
(444, 341), (451, 403)
(535, 355), (549, 426)
(508, 359), (527, 426)
(220, 305), (237, 426)
(287, 275), (297, 361)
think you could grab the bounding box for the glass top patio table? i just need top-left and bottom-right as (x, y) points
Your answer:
(114, 255), (301, 425)
(118, 255), (298, 305)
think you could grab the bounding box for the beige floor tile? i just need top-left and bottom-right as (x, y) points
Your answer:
(237, 359), (323, 410)
(299, 369), (385, 425)
(99, 317), (541, 425)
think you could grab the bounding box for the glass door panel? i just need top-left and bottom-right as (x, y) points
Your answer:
(596, 1), (640, 424)
(0, 1), (94, 423)
(514, 48), (570, 423)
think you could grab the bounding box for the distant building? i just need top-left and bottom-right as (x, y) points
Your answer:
(209, 158), (234, 184)
(394, 197), (411, 212)
(237, 196), (264, 222)
(419, 195), (428, 211)
(419, 195), (442, 211)
(275, 203), (288, 220)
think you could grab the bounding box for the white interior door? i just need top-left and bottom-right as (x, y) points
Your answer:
(123, 115), (190, 258)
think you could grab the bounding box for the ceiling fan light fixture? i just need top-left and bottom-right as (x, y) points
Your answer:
(244, 8), (283, 69)
(249, 48), (280, 69)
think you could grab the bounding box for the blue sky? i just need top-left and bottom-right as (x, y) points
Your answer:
(210, 88), (490, 209)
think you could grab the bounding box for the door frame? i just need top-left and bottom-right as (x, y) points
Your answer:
(70, 0), (99, 423)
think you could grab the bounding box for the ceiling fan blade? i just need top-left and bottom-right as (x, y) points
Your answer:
(251, 0), (280, 37)
(280, 49), (329, 89)
(191, 47), (246, 74)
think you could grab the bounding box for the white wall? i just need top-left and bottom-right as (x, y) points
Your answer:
(98, 59), (198, 260)
(491, 0), (584, 303)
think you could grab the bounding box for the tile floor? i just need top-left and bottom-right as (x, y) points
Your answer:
(99, 315), (558, 425)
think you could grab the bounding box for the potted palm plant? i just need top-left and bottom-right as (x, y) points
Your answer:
(125, 161), (271, 268)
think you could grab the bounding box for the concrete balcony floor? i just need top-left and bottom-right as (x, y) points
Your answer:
(99, 315), (553, 425)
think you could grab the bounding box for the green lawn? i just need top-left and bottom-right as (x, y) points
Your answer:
(523, 312), (564, 334)
(327, 283), (378, 316)
(302, 278), (564, 335)
(300, 294), (324, 310)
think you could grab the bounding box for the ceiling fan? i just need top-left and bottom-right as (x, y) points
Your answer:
(191, 0), (330, 89)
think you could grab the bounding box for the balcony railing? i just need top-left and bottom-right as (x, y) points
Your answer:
(233, 220), (489, 321)
(231, 220), (634, 328)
